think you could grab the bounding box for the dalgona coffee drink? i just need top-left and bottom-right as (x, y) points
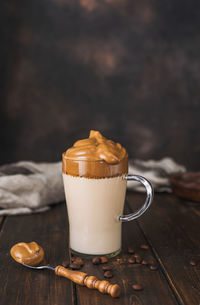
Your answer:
(62, 131), (153, 257)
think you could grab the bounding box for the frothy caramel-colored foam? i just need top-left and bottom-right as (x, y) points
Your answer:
(65, 130), (127, 164)
(10, 241), (44, 266)
(62, 131), (128, 178)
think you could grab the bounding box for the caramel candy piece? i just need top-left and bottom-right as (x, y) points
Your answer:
(10, 241), (44, 266)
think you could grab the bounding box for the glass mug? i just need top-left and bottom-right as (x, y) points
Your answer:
(62, 158), (153, 257)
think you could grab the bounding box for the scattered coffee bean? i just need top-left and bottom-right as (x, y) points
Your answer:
(73, 257), (84, 266)
(128, 257), (136, 264)
(132, 284), (143, 291)
(141, 259), (148, 265)
(140, 244), (149, 250)
(136, 255), (142, 264)
(101, 256), (108, 264)
(128, 247), (135, 254)
(104, 271), (113, 278)
(69, 263), (81, 270)
(62, 260), (69, 268)
(149, 264), (158, 271)
(92, 257), (101, 265)
(102, 265), (112, 271)
(189, 260), (197, 266)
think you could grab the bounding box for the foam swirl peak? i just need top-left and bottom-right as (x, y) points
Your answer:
(65, 130), (128, 164)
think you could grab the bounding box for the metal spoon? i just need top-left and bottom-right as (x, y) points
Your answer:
(22, 263), (55, 271)
(10, 241), (121, 298)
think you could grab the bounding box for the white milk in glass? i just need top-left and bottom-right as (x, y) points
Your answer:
(63, 174), (127, 255)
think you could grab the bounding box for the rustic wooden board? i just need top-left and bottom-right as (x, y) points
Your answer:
(75, 203), (178, 305)
(0, 203), (73, 305)
(127, 192), (200, 305)
(0, 216), (4, 229)
(1, 193), (199, 305)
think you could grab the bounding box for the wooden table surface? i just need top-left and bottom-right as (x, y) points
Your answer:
(0, 192), (200, 305)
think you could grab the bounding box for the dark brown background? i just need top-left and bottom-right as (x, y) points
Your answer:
(1, 0), (200, 170)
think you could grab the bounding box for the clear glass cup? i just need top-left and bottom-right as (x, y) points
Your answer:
(62, 158), (153, 258)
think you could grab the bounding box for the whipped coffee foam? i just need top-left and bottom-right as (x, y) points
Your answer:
(62, 130), (128, 178)
(65, 130), (127, 164)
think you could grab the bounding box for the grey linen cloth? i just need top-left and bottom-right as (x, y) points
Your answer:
(0, 158), (186, 216)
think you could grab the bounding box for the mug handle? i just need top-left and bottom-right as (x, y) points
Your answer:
(119, 175), (153, 222)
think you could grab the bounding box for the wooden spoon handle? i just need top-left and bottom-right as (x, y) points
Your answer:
(55, 265), (121, 298)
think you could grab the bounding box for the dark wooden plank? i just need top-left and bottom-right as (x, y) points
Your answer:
(0, 216), (4, 229)
(0, 203), (73, 305)
(75, 203), (178, 305)
(181, 199), (200, 219)
(127, 192), (200, 305)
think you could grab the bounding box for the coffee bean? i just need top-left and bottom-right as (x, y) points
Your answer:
(149, 264), (158, 271)
(102, 265), (112, 271)
(92, 257), (101, 265)
(140, 244), (149, 250)
(128, 247), (135, 254)
(189, 260), (197, 266)
(132, 284), (143, 291)
(104, 271), (113, 278)
(69, 263), (81, 270)
(141, 259), (148, 265)
(136, 256), (142, 264)
(101, 256), (108, 264)
(128, 257), (136, 264)
(62, 260), (69, 268)
(73, 257), (84, 266)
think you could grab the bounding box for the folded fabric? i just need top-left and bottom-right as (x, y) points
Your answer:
(0, 158), (186, 216)
(128, 158), (186, 192)
(0, 162), (64, 216)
